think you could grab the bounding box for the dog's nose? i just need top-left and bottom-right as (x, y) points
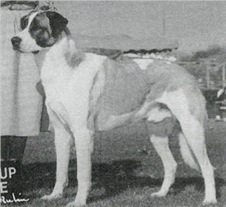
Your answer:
(11, 36), (22, 47)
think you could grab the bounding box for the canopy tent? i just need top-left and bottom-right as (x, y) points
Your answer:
(73, 33), (178, 52)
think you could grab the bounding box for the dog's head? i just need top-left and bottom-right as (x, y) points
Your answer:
(11, 11), (68, 53)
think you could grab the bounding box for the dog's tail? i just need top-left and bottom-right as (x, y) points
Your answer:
(178, 132), (200, 171)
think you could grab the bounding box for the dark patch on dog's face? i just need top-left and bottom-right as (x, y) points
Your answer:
(20, 15), (29, 30)
(20, 11), (38, 31)
(29, 11), (68, 48)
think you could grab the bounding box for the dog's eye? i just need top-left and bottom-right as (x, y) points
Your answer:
(36, 29), (45, 35)
(34, 28), (49, 39)
(20, 16), (28, 30)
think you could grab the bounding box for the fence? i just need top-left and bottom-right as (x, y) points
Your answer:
(178, 61), (226, 90)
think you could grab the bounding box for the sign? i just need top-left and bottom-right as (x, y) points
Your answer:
(0, 161), (29, 204)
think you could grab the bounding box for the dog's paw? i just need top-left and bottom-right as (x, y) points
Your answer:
(41, 193), (63, 201)
(66, 201), (86, 207)
(151, 190), (167, 198)
(202, 198), (217, 206)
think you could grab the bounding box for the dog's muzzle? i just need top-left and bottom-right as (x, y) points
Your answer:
(11, 36), (22, 50)
(11, 36), (39, 54)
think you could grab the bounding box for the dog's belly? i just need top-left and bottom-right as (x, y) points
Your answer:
(94, 105), (179, 138)
(94, 100), (176, 132)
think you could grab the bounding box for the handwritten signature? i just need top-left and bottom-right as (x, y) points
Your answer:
(0, 193), (29, 204)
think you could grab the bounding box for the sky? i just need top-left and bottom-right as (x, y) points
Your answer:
(55, 1), (226, 53)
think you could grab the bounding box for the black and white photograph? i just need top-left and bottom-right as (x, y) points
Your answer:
(0, 1), (226, 206)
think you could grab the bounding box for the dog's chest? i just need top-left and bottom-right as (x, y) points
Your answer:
(41, 51), (107, 124)
(41, 55), (71, 101)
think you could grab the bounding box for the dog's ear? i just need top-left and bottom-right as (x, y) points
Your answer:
(45, 11), (68, 38)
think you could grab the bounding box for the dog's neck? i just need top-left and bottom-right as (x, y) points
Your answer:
(34, 30), (85, 94)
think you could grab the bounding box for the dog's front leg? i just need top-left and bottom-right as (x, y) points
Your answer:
(42, 110), (72, 200)
(66, 127), (93, 207)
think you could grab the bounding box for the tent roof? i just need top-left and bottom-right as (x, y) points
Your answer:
(73, 33), (178, 51)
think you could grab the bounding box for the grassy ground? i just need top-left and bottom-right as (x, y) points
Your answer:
(4, 121), (226, 207)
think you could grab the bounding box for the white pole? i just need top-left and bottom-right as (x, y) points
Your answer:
(206, 64), (210, 89)
(223, 65), (226, 88)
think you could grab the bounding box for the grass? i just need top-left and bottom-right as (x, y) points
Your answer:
(4, 121), (226, 207)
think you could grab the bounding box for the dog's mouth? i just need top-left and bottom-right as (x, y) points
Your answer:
(32, 50), (39, 54)
(12, 46), (23, 53)
(12, 46), (39, 54)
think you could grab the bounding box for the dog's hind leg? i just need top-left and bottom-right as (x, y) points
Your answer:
(158, 90), (217, 205)
(42, 108), (72, 200)
(149, 135), (177, 197)
(179, 117), (217, 205)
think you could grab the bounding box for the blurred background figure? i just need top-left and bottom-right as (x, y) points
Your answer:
(215, 87), (226, 121)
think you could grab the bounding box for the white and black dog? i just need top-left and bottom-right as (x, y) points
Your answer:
(11, 11), (217, 206)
